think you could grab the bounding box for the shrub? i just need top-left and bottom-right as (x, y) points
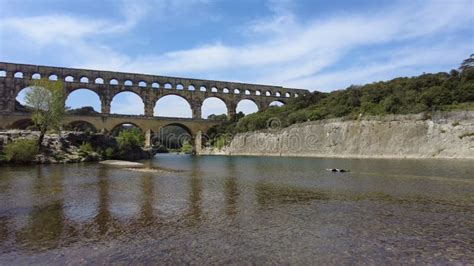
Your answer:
(288, 111), (308, 124)
(105, 147), (115, 159)
(78, 142), (101, 161)
(115, 128), (145, 158)
(4, 139), (38, 163)
(78, 142), (94, 155)
(116, 128), (144, 149)
(181, 141), (193, 154)
(214, 135), (232, 150)
(0, 154), (8, 164)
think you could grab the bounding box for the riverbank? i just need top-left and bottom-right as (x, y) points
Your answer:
(201, 111), (474, 159)
(0, 130), (154, 164)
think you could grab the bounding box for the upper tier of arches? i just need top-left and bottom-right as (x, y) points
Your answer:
(0, 62), (308, 100)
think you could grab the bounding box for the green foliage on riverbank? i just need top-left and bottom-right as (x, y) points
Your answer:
(3, 139), (38, 163)
(205, 112), (244, 147)
(117, 128), (144, 149)
(115, 128), (147, 160)
(181, 141), (193, 153)
(208, 56), (474, 139)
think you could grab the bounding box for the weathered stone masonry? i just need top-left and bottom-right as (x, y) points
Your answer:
(0, 62), (309, 152)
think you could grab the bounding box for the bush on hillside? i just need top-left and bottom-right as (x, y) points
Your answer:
(206, 56), (474, 138)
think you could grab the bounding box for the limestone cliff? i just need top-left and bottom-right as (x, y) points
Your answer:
(202, 111), (474, 159)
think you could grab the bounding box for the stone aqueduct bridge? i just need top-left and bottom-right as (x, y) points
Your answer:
(0, 62), (309, 150)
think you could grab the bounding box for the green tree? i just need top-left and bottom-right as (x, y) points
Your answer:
(207, 114), (227, 121)
(459, 54), (474, 72)
(25, 78), (66, 148)
(115, 128), (145, 159)
(116, 128), (144, 148)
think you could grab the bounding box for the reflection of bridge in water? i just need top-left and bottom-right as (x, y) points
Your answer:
(0, 163), (217, 252)
(0, 62), (309, 151)
(0, 159), (324, 255)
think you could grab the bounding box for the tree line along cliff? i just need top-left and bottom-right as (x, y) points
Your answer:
(206, 55), (474, 144)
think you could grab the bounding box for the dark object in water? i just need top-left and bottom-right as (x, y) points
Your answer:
(326, 168), (349, 173)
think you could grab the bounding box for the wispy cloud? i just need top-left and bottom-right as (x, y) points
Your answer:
(1, 0), (472, 116)
(292, 41), (474, 91)
(77, 0), (472, 90)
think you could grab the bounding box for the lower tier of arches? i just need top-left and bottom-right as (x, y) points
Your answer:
(0, 114), (221, 153)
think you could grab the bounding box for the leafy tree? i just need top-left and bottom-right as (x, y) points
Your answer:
(25, 78), (66, 148)
(207, 114), (227, 121)
(116, 127), (144, 150)
(459, 54), (474, 72)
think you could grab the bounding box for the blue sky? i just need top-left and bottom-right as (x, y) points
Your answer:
(1, 0), (473, 117)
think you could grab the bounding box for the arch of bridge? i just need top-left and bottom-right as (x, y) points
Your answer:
(0, 112), (219, 137)
(0, 62), (309, 116)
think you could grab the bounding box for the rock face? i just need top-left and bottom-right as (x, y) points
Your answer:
(202, 111), (474, 159)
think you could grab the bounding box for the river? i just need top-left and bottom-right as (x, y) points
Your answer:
(0, 154), (473, 264)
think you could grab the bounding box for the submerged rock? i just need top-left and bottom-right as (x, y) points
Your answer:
(326, 168), (349, 173)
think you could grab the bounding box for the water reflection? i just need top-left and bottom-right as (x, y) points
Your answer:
(16, 200), (65, 250)
(224, 157), (239, 218)
(16, 166), (66, 250)
(94, 166), (112, 235)
(138, 173), (155, 224)
(0, 216), (8, 245)
(0, 155), (473, 263)
(187, 157), (203, 225)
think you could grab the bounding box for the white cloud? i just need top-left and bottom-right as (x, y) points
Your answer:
(1, 0), (472, 115)
(1, 16), (105, 45)
(78, 0), (473, 89)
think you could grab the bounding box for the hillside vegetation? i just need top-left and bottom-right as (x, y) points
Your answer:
(207, 56), (474, 141)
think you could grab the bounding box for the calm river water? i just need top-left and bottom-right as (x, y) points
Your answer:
(0, 154), (473, 264)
